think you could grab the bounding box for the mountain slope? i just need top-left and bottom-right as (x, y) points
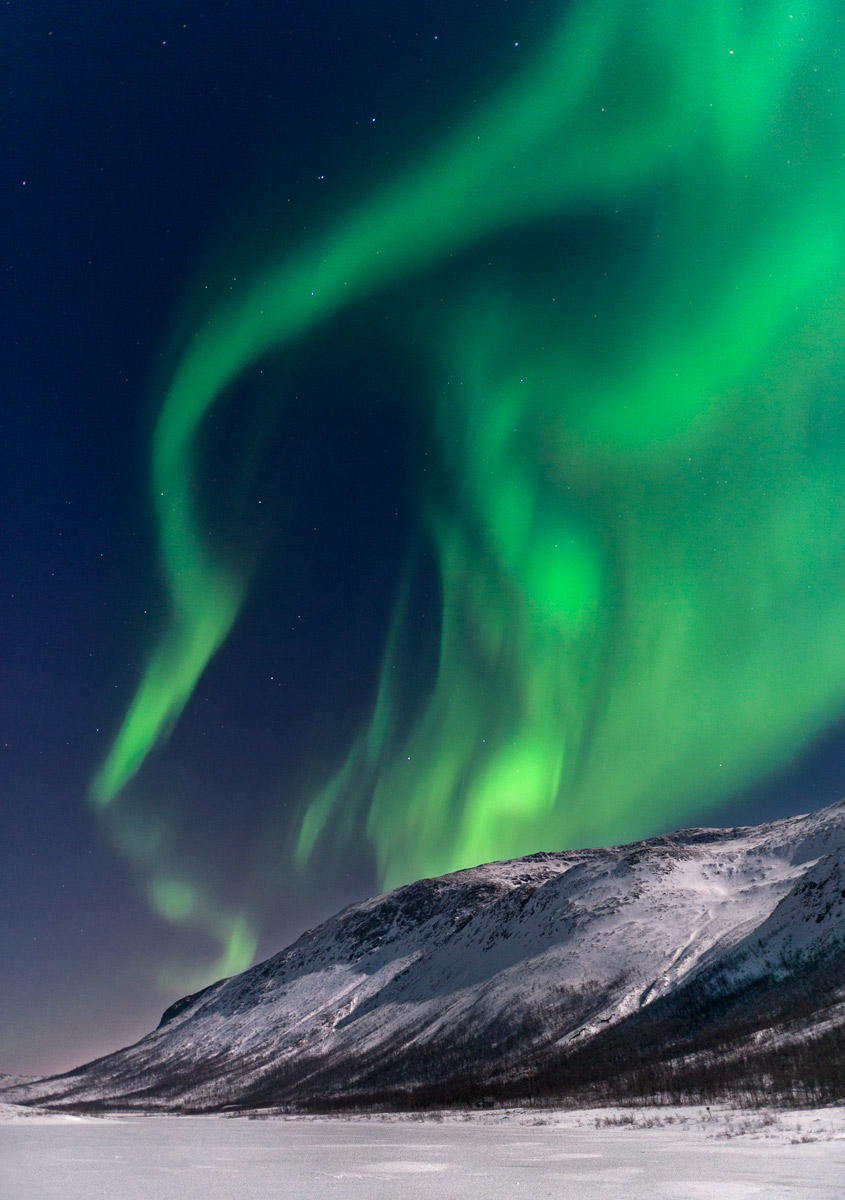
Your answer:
(5, 801), (845, 1110)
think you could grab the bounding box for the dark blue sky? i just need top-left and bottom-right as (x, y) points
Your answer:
(0, 0), (540, 1077)
(3, 0), (845, 1077)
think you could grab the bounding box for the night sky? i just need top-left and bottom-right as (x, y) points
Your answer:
(4, 0), (845, 1077)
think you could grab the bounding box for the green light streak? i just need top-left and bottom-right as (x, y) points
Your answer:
(149, 877), (199, 923)
(92, 2), (845, 962)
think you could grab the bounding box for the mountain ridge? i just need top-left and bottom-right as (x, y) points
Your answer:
(4, 801), (845, 1111)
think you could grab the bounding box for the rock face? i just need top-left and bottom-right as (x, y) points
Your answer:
(5, 801), (845, 1110)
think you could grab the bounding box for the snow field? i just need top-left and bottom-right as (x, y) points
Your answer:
(1, 1105), (843, 1199)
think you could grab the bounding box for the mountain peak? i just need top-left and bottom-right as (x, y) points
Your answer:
(5, 800), (845, 1111)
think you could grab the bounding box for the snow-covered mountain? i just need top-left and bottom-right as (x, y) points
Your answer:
(5, 801), (845, 1110)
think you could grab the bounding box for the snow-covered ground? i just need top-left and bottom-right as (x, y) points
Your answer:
(2, 1105), (843, 1199)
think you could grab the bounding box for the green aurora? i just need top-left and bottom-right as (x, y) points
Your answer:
(92, 0), (845, 978)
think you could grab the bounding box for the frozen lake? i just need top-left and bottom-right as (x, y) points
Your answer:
(2, 1106), (843, 1199)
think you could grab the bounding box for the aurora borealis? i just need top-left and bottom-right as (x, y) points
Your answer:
(4, 0), (845, 1074)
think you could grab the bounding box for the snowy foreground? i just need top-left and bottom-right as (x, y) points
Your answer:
(2, 1105), (844, 1199)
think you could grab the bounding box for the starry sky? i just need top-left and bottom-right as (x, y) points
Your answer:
(4, 0), (845, 1077)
